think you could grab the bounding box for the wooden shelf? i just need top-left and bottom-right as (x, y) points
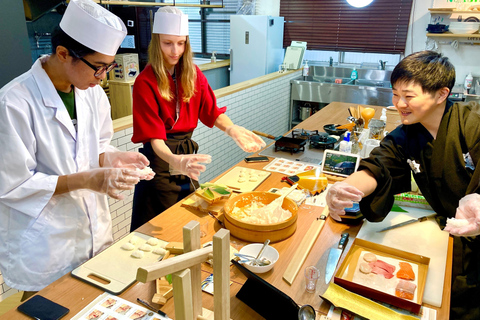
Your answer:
(428, 8), (480, 14)
(427, 32), (480, 40)
(93, 0), (223, 8)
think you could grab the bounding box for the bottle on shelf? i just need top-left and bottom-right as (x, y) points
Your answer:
(464, 72), (473, 93)
(211, 51), (217, 63)
(303, 60), (309, 78)
(350, 67), (358, 81)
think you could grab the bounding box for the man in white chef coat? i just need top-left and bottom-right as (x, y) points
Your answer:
(0, 0), (152, 300)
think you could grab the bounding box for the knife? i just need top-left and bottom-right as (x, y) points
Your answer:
(376, 213), (437, 232)
(325, 232), (349, 283)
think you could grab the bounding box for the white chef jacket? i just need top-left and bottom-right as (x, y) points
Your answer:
(0, 57), (114, 291)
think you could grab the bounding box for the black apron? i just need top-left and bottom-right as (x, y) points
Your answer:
(130, 132), (199, 231)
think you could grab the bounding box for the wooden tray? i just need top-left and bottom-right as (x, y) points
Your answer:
(71, 232), (168, 294)
(214, 167), (271, 192)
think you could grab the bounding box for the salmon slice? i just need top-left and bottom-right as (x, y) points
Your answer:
(397, 261), (415, 280)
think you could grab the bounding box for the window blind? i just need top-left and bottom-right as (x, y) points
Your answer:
(280, 0), (413, 54)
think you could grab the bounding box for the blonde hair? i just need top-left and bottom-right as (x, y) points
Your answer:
(148, 34), (196, 102)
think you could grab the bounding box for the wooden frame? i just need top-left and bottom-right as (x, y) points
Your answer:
(137, 221), (230, 320)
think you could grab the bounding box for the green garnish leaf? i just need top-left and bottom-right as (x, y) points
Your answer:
(204, 188), (215, 199)
(165, 274), (172, 284)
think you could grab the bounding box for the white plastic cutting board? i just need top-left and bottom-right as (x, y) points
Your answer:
(356, 207), (449, 307)
(71, 232), (168, 294)
(214, 167), (271, 192)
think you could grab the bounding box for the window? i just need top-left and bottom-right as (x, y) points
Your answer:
(180, 0), (238, 56)
(280, 0), (413, 54)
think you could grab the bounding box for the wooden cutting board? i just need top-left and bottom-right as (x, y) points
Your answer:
(71, 232), (168, 294)
(355, 207), (449, 307)
(214, 166), (271, 192)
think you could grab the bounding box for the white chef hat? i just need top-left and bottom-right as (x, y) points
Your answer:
(153, 7), (189, 36)
(59, 0), (127, 56)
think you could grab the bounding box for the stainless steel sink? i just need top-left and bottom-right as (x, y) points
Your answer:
(292, 66), (393, 107)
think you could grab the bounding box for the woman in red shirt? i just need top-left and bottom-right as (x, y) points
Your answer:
(130, 7), (264, 231)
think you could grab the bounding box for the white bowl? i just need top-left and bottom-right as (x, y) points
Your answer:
(239, 243), (279, 273)
(449, 22), (480, 34)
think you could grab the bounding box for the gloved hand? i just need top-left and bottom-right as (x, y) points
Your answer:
(169, 154), (212, 180)
(444, 193), (480, 237)
(225, 125), (266, 153)
(69, 168), (142, 200)
(102, 147), (150, 170)
(326, 181), (364, 221)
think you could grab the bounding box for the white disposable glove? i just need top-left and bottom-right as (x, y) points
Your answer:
(225, 125), (266, 153)
(102, 147), (153, 180)
(326, 181), (364, 221)
(444, 193), (480, 237)
(169, 154), (212, 181)
(69, 168), (142, 200)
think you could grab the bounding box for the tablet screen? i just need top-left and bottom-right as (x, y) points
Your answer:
(321, 149), (361, 177)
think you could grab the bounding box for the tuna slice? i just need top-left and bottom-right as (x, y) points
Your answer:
(369, 259), (396, 279)
(397, 261), (415, 280)
(395, 279), (417, 300)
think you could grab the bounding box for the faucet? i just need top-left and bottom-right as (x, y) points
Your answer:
(329, 56), (333, 67)
(379, 60), (387, 70)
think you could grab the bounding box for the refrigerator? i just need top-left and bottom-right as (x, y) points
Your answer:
(230, 15), (285, 85)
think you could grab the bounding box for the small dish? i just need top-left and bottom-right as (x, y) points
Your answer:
(323, 124), (348, 136)
(239, 243), (279, 273)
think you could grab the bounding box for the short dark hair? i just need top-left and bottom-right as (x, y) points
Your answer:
(391, 50), (455, 95)
(51, 26), (95, 59)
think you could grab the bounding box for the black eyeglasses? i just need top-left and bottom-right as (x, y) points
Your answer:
(79, 57), (117, 78)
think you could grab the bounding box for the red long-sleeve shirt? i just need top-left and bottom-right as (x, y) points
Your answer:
(131, 64), (226, 144)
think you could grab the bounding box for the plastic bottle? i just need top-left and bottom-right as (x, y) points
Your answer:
(303, 60), (309, 77)
(350, 67), (358, 81)
(380, 108), (387, 123)
(339, 132), (352, 153)
(464, 72), (473, 91)
(211, 51), (217, 63)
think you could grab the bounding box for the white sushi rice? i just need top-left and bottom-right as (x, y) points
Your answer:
(129, 236), (140, 245)
(131, 250), (144, 259)
(121, 242), (135, 251)
(152, 247), (167, 255)
(446, 218), (469, 228)
(138, 244), (153, 252)
(136, 166), (154, 175)
(147, 237), (160, 246)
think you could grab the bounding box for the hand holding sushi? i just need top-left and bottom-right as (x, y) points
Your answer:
(444, 193), (480, 237)
(326, 181), (364, 221)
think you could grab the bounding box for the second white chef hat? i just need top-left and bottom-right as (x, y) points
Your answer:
(153, 7), (189, 36)
(59, 0), (127, 56)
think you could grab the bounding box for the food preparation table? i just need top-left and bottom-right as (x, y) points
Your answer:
(0, 102), (452, 319)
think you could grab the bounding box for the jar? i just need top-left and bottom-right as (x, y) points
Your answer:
(299, 104), (312, 120)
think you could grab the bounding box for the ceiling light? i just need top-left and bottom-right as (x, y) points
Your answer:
(346, 0), (374, 8)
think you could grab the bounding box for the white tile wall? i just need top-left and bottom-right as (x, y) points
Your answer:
(0, 70), (302, 302)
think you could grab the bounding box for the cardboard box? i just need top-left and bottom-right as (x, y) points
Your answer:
(334, 238), (429, 314)
(113, 53), (139, 82)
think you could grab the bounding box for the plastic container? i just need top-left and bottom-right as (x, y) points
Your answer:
(339, 132), (352, 153)
(465, 72), (473, 90)
(211, 51), (217, 63)
(380, 108), (387, 122)
(303, 60), (309, 77)
(350, 67), (358, 81)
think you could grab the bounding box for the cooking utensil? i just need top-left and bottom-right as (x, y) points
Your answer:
(323, 124), (347, 136)
(361, 107), (375, 128)
(377, 213), (437, 232)
(207, 211), (225, 228)
(252, 130), (283, 141)
(137, 298), (168, 317)
(250, 184), (298, 222)
(253, 239), (270, 266)
(325, 232), (349, 283)
(298, 304), (316, 320)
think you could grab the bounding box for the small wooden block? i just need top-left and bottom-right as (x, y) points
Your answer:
(152, 293), (167, 305)
(165, 242), (184, 254)
(162, 287), (173, 299)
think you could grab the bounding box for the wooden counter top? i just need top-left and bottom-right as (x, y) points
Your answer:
(1, 102), (452, 320)
(197, 59), (230, 72)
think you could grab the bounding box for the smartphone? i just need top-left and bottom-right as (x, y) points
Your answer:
(17, 295), (69, 320)
(244, 156), (269, 163)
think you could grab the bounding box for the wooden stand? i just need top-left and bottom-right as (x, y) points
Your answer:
(109, 79), (135, 120)
(137, 221), (231, 320)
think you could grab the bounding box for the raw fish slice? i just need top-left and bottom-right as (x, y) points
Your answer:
(397, 261), (415, 280)
(369, 259), (396, 279)
(395, 279), (417, 300)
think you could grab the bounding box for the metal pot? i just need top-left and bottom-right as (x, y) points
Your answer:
(299, 104), (312, 120)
